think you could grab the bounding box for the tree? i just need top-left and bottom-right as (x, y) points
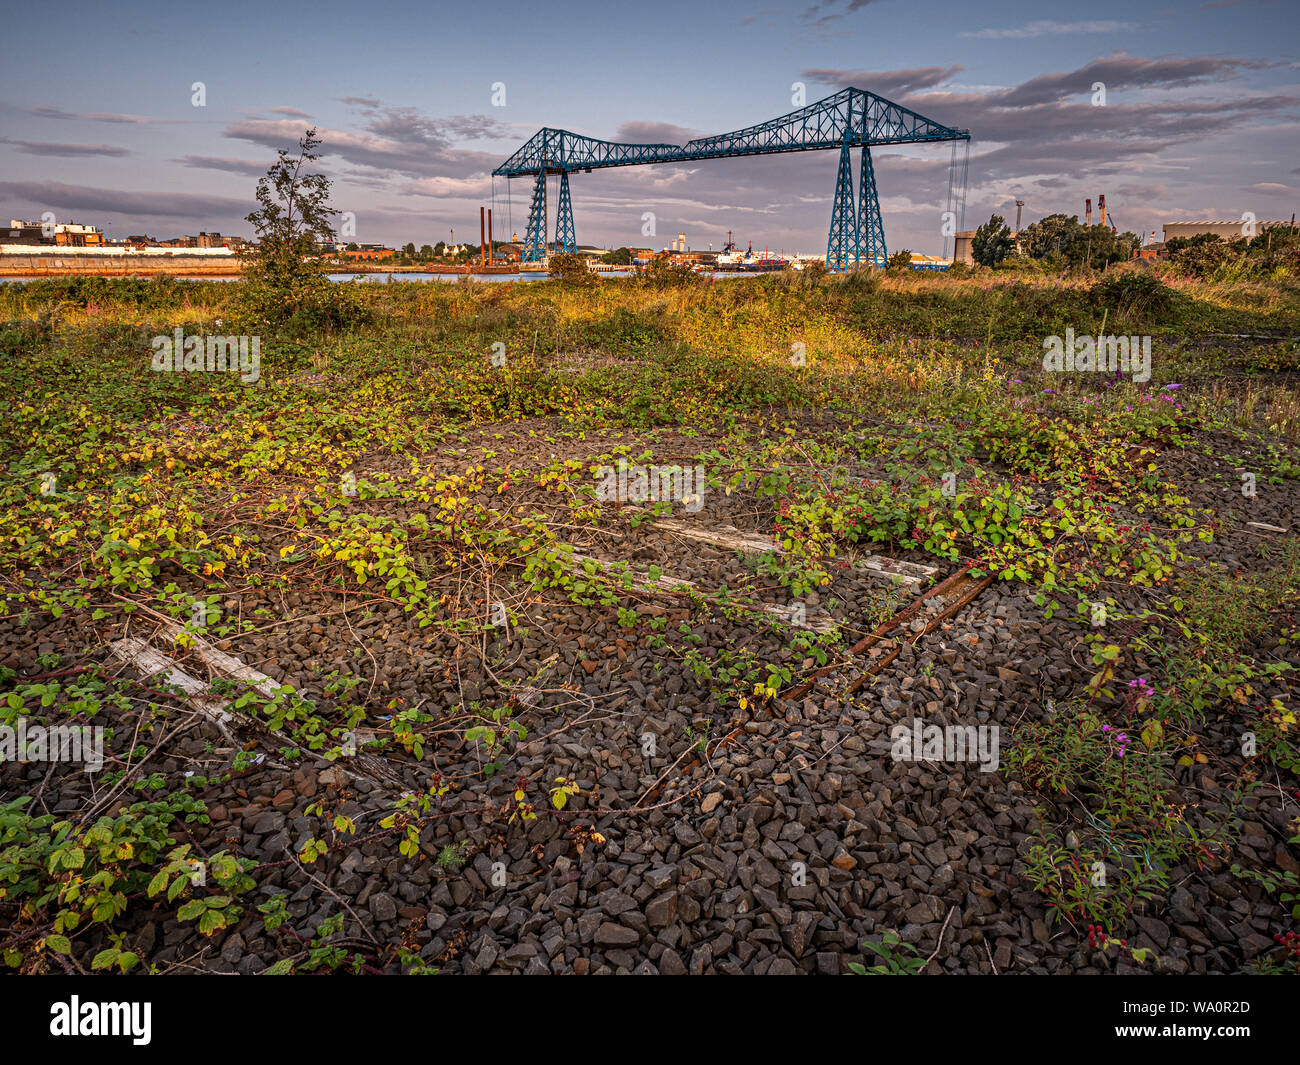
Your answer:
(242, 127), (340, 322)
(971, 214), (1013, 267)
(548, 252), (595, 286)
(642, 252), (699, 288)
(601, 247), (632, 265)
(419, 244), (434, 258)
(1019, 213), (1138, 271)
(1019, 213), (1079, 262)
(1165, 232), (1222, 256)
(886, 249), (913, 272)
(402, 242), (416, 258)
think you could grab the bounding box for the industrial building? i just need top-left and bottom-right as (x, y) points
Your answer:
(342, 244), (395, 261)
(2, 219), (105, 247)
(1162, 220), (1293, 242)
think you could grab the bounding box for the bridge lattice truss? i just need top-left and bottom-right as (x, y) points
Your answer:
(492, 87), (971, 269)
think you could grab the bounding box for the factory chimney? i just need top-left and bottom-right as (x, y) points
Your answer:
(480, 207), (486, 268)
(487, 209), (493, 265)
(1085, 198), (1092, 227)
(678, 232), (686, 253)
(1015, 200), (1025, 232)
(1098, 195), (1107, 229)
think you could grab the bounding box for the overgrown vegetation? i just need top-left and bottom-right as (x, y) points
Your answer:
(0, 264), (1296, 973)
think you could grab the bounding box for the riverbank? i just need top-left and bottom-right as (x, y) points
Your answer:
(0, 254), (243, 278)
(0, 252), (522, 279)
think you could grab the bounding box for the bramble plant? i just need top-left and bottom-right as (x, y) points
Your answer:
(848, 931), (926, 975)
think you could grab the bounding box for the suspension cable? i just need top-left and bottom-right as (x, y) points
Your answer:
(944, 141), (958, 260)
(958, 139), (970, 239)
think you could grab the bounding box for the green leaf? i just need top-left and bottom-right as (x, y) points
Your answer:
(177, 899), (205, 921)
(46, 935), (72, 954)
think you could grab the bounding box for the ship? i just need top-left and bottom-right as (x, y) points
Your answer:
(716, 238), (790, 271)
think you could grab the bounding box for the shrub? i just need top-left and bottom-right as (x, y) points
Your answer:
(641, 255), (699, 288)
(836, 268), (880, 295)
(886, 250), (914, 273)
(548, 252), (596, 287)
(1089, 271), (1174, 320)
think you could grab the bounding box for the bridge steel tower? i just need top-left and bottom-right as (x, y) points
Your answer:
(554, 172), (576, 254)
(826, 139), (858, 271)
(522, 170), (548, 263)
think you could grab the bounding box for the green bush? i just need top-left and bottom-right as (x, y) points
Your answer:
(548, 252), (596, 287)
(886, 250), (913, 273)
(1089, 271), (1174, 320)
(0, 792), (255, 971)
(640, 255), (699, 288)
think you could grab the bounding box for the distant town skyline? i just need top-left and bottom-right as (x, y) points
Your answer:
(1, 0), (1297, 256)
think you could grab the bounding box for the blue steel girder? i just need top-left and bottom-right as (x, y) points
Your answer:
(858, 146), (887, 268)
(554, 172), (576, 253)
(826, 140), (858, 273)
(491, 87), (969, 177)
(522, 171), (547, 263)
(495, 128), (681, 178)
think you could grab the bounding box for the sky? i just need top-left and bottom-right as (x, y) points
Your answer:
(1, 0), (1297, 256)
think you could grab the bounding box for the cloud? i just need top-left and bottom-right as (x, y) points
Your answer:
(267, 106), (312, 118)
(173, 155), (274, 176)
(960, 20), (1138, 39)
(401, 175), (495, 198)
(801, 66), (965, 98)
(803, 0), (879, 20)
(0, 180), (248, 221)
(800, 0), (890, 30)
(0, 138), (130, 157)
(613, 121), (701, 144)
(998, 53), (1277, 107)
(339, 96), (381, 108)
(223, 104), (512, 179)
(27, 105), (168, 124)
